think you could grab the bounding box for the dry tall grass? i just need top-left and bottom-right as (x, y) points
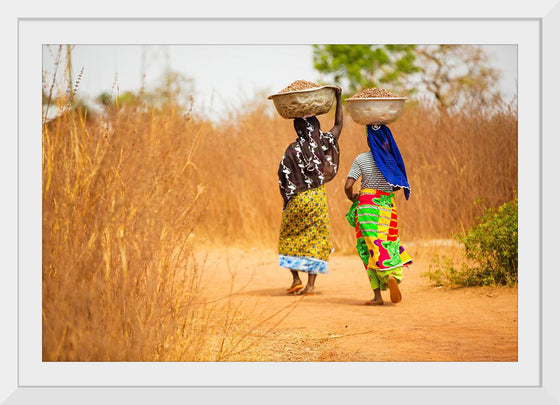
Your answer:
(42, 84), (517, 361)
(42, 99), (277, 361)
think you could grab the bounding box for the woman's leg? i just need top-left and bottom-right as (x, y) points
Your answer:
(376, 266), (403, 303)
(364, 267), (383, 305)
(296, 273), (317, 295)
(286, 270), (303, 293)
(306, 273), (317, 293)
(362, 236), (385, 305)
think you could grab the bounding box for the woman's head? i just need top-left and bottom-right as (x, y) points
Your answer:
(293, 116), (320, 137)
(368, 125), (391, 152)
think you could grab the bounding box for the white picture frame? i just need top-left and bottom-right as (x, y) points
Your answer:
(3, 0), (559, 403)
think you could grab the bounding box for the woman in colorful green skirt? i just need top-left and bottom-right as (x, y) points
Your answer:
(344, 124), (412, 305)
(278, 87), (343, 296)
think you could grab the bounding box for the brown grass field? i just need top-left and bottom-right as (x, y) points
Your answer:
(42, 93), (517, 361)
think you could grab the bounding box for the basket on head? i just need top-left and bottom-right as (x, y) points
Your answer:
(346, 97), (408, 126)
(268, 85), (338, 119)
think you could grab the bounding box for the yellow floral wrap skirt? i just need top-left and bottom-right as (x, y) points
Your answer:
(278, 185), (331, 274)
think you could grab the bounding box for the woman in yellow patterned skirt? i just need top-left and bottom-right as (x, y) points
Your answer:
(277, 87), (343, 296)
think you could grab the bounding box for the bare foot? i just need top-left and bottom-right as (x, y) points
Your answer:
(387, 275), (402, 303)
(365, 297), (384, 306)
(295, 286), (315, 296)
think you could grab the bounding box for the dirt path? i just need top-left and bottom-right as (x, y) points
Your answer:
(196, 245), (518, 362)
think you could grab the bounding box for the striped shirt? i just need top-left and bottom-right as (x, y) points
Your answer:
(347, 152), (393, 192)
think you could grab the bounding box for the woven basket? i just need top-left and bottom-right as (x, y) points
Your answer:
(346, 97), (407, 125)
(268, 86), (337, 119)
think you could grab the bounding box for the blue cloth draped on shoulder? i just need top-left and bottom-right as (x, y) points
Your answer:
(366, 124), (411, 200)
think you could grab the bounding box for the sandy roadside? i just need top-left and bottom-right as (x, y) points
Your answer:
(193, 244), (518, 362)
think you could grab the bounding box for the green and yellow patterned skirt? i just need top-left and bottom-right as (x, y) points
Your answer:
(345, 188), (413, 291)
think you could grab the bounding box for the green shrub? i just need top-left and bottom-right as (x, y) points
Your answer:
(423, 197), (518, 287)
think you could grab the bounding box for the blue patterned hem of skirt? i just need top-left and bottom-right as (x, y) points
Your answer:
(279, 254), (329, 274)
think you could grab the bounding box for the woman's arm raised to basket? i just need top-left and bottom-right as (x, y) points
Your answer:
(329, 86), (343, 139)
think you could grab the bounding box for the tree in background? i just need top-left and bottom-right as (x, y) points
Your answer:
(312, 44), (501, 109)
(312, 45), (419, 97)
(414, 45), (501, 109)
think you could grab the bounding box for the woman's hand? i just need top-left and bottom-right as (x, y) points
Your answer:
(330, 86), (343, 138)
(345, 177), (356, 202)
